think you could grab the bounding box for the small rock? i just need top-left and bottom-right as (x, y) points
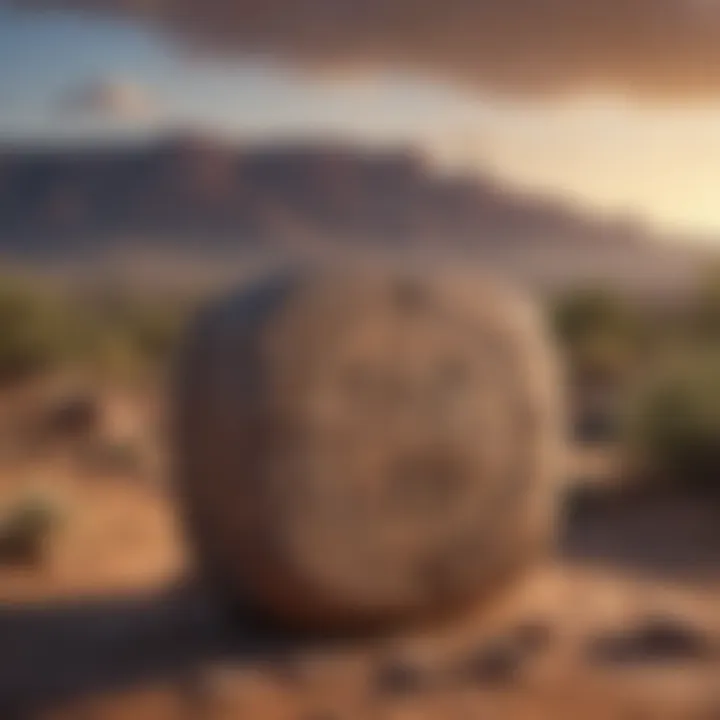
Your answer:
(453, 639), (525, 686)
(513, 620), (554, 654)
(42, 394), (100, 439)
(373, 657), (432, 696)
(256, 652), (310, 685)
(587, 615), (715, 665)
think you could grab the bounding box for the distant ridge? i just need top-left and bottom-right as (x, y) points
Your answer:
(0, 135), (711, 297)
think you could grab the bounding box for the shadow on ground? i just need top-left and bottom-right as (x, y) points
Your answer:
(0, 582), (305, 718)
(561, 489), (720, 583)
(1, 490), (719, 718)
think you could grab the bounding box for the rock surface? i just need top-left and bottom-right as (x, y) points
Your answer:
(174, 268), (563, 629)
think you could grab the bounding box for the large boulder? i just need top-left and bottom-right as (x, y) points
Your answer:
(174, 268), (563, 629)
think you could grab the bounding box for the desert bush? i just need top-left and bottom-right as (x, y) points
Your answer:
(625, 351), (720, 493)
(0, 492), (65, 565)
(0, 276), (71, 384)
(0, 272), (192, 386)
(686, 262), (720, 345)
(119, 301), (187, 365)
(79, 294), (190, 379)
(551, 287), (645, 386)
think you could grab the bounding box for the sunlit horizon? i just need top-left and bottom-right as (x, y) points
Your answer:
(3, 6), (720, 241)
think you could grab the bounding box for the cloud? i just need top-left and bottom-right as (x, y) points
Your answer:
(60, 78), (157, 119)
(17, 0), (720, 99)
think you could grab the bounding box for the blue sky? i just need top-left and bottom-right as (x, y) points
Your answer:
(0, 6), (492, 145)
(3, 5), (720, 237)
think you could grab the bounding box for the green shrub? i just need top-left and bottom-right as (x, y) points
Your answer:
(551, 288), (645, 386)
(0, 492), (65, 565)
(0, 276), (70, 384)
(626, 352), (720, 492)
(119, 302), (186, 365)
(78, 294), (189, 378)
(686, 263), (720, 344)
(0, 274), (193, 386)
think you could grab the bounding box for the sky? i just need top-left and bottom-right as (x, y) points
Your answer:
(2, 3), (720, 238)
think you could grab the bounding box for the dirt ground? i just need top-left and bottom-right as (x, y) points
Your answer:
(0, 394), (718, 720)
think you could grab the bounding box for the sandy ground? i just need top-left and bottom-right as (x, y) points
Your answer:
(0, 459), (718, 720)
(0, 382), (717, 720)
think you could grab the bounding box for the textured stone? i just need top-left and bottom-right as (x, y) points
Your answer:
(174, 268), (563, 629)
